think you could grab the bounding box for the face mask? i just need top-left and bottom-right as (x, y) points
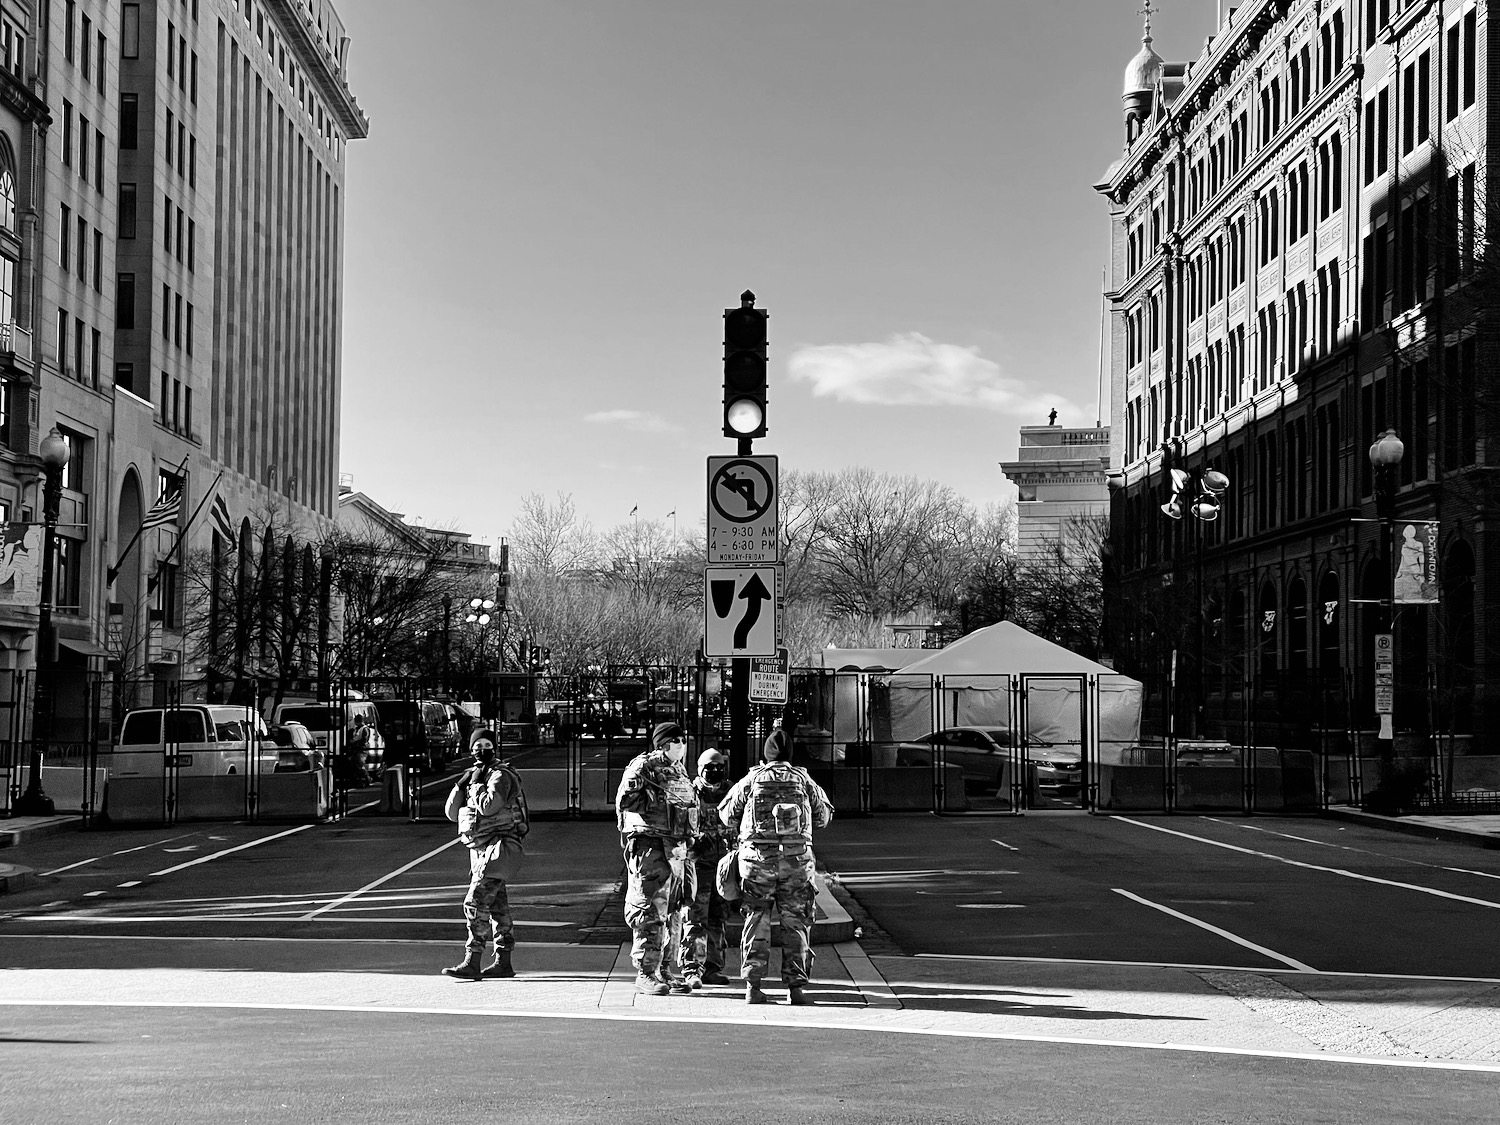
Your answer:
(472, 743), (495, 760)
(665, 740), (687, 764)
(701, 764), (726, 785)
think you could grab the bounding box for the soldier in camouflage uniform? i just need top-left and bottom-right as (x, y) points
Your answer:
(441, 729), (530, 981)
(718, 728), (833, 1005)
(680, 748), (734, 989)
(615, 722), (699, 996)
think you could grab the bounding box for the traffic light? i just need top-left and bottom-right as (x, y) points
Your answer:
(723, 290), (767, 439)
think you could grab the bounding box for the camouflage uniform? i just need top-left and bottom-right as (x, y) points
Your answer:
(615, 735), (698, 979)
(681, 774), (733, 980)
(719, 755), (833, 989)
(446, 761), (529, 957)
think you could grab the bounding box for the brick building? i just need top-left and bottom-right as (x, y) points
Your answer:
(1096, 0), (1493, 753)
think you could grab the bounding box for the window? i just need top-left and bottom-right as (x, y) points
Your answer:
(1289, 161), (1310, 242)
(61, 100), (72, 167)
(166, 109), (174, 167)
(186, 304), (193, 355)
(92, 229), (102, 291)
(73, 319), (84, 380)
(177, 123), (185, 175)
(175, 206), (183, 260)
(1417, 49), (1431, 145)
(1318, 134), (1343, 219)
(178, 37), (186, 92)
(156, 562), (179, 627)
(120, 94), (138, 149)
(114, 362), (132, 391)
(94, 131), (104, 192)
(59, 203), (70, 266)
(76, 216), (85, 278)
(163, 194), (172, 252)
(118, 183), (136, 238)
(116, 273), (135, 329)
(1377, 88), (1389, 175)
(96, 32), (106, 94)
(174, 293), (181, 347)
(188, 136), (196, 186)
(1402, 62), (1416, 154)
(80, 14), (90, 78)
(122, 4), (139, 58)
(1463, 10), (1476, 109)
(64, 1), (75, 63)
(187, 220), (195, 271)
(1320, 11), (1345, 86)
(190, 54), (197, 103)
(166, 21), (174, 77)
(90, 328), (99, 387)
(78, 114), (89, 182)
(53, 537), (80, 614)
(56, 307), (67, 372)
(161, 283), (169, 339)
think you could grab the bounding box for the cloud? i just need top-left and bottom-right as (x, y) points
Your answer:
(787, 333), (1075, 416)
(583, 409), (680, 434)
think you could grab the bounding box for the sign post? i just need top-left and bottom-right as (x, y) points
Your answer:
(1374, 632), (1394, 740)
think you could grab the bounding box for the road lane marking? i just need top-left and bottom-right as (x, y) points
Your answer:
(991, 839), (1019, 851)
(117, 882), (142, 888)
(1114, 816), (1500, 910)
(39, 831), (204, 876)
(1204, 819), (1336, 847)
(3, 996), (1499, 1073)
(956, 904), (1025, 909)
(1112, 889), (1315, 972)
(0, 934), (577, 945)
(1206, 817), (1500, 882)
(9, 915), (570, 926)
(148, 825), (314, 876)
(298, 836), (464, 921)
(913, 952), (1500, 984)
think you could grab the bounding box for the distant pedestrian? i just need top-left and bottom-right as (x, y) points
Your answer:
(442, 728), (530, 981)
(680, 748), (734, 988)
(719, 728), (833, 1005)
(615, 722), (699, 996)
(343, 713), (373, 786)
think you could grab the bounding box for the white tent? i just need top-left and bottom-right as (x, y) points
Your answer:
(876, 621), (1143, 750)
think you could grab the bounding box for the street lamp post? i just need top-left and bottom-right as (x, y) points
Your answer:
(316, 540), (335, 701)
(1369, 429), (1405, 766)
(465, 596), (495, 689)
(1161, 464), (1230, 739)
(441, 594), (452, 696)
(15, 428), (72, 817)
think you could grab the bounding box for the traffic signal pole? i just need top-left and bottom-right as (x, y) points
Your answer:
(728, 434), (754, 779)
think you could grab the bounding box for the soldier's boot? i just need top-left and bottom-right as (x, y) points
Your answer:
(787, 985), (814, 1006)
(481, 947), (515, 979)
(441, 951), (483, 981)
(701, 969), (731, 986)
(683, 973), (704, 990)
(745, 981), (769, 1005)
(635, 972), (670, 996)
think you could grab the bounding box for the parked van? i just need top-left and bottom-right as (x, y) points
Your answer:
(372, 698), (457, 772)
(110, 705), (280, 777)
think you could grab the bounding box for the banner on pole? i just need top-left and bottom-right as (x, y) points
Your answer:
(0, 522), (43, 607)
(1393, 520), (1440, 604)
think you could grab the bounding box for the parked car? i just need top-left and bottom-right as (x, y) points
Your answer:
(896, 725), (1083, 800)
(271, 699), (386, 782)
(111, 705), (280, 777)
(267, 721), (320, 771)
(634, 685), (698, 727)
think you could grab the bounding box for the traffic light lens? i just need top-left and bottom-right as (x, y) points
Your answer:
(726, 398), (764, 435)
(724, 308), (767, 349)
(724, 351), (766, 389)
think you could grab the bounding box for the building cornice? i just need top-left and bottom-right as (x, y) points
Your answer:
(262, 0), (369, 139)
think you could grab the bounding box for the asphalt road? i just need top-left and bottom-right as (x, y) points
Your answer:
(815, 813), (1500, 978)
(3, 807), (1500, 1122)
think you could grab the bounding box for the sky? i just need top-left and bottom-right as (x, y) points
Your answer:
(334, 0), (1220, 544)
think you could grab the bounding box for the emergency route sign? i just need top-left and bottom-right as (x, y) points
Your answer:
(748, 649), (789, 704)
(707, 455), (778, 564)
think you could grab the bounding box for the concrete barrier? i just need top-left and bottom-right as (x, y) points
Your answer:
(38, 765), (108, 813)
(1097, 765), (1168, 810)
(1175, 765), (1244, 810)
(256, 770), (329, 820)
(104, 777), (168, 822)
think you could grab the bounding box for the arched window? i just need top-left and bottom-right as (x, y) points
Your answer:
(1317, 570), (1341, 673)
(1287, 578), (1308, 671)
(1258, 582), (1279, 681)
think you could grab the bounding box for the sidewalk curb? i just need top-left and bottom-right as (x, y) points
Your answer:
(0, 815), (79, 848)
(0, 861), (36, 894)
(1321, 807), (1500, 850)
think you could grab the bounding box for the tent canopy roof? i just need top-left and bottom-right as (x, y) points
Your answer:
(819, 648), (931, 673)
(895, 621), (1139, 682)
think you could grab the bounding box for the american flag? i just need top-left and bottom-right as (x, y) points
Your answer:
(140, 490), (181, 531)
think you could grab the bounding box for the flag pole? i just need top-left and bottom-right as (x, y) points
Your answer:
(147, 470), (224, 594)
(106, 454), (190, 586)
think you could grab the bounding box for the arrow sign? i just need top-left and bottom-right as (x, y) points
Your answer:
(734, 572), (771, 647)
(704, 566), (778, 657)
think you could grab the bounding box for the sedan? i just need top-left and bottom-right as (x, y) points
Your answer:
(896, 725), (1083, 801)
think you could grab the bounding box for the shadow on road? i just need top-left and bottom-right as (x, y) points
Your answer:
(889, 983), (1206, 1021)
